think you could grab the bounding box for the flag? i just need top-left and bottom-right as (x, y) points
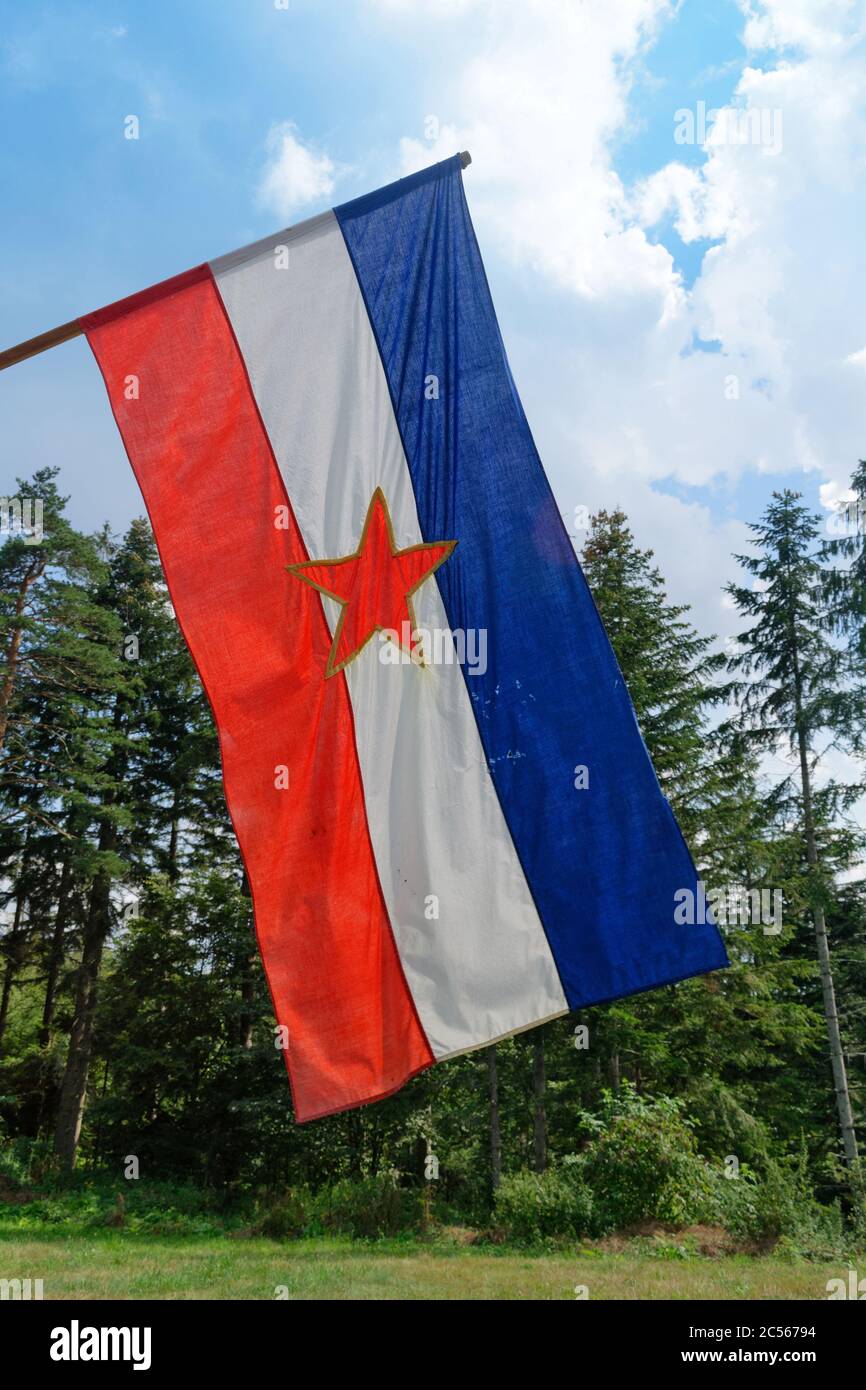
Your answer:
(81, 154), (728, 1122)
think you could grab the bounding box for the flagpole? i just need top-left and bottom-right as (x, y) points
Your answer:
(0, 153), (473, 375)
(0, 318), (83, 372)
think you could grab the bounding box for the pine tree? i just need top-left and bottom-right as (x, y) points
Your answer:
(581, 509), (726, 840)
(0, 473), (122, 1060)
(578, 507), (819, 1165)
(0, 469), (119, 759)
(822, 458), (866, 675)
(725, 489), (860, 1179)
(53, 521), (167, 1168)
(52, 515), (246, 1168)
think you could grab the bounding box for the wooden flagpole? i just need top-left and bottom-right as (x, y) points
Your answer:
(0, 152), (473, 375)
(0, 318), (83, 372)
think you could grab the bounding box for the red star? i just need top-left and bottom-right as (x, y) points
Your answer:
(288, 488), (457, 678)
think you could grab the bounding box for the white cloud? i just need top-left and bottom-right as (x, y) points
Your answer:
(397, 0), (678, 304)
(258, 123), (336, 219)
(369, 0), (866, 641)
(660, 44), (866, 480)
(820, 477), (856, 510)
(741, 0), (865, 56)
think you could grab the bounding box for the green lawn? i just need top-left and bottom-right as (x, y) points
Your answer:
(0, 1227), (847, 1299)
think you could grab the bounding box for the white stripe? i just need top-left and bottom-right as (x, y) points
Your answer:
(212, 214), (567, 1056)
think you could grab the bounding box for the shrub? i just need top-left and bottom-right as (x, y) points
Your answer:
(319, 1172), (420, 1239)
(714, 1157), (846, 1256)
(580, 1087), (715, 1229)
(257, 1187), (315, 1239)
(494, 1169), (598, 1242)
(0, 1190), (106, 1228)
(775, 1203), (847, 1261)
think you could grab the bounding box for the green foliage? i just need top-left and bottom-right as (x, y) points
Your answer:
(494, 1169), (598, 1242)
(577, 1086), (715, 1230)
(1, 473), (863, 1247)
(0, 1177), (233, 1236)
(255, 1188), (316, 1239)
(713, 1160), (847, 1258)
(320, 1173), (421, 1239)
(0, 1129), (52, 1190)
(251, 1174), (424, 1241)
(681, 1079), (772, 1168)
(580, 508), (726, 838)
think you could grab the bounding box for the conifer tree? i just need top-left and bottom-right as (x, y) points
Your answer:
(580, 507), (734, 857)
(0, 474), (121, 1060)
(579, 507), (817, 1162)
(53, 521), (166, 1168)
(726, 489), (860, 1177)
(822, 459), (866, 665)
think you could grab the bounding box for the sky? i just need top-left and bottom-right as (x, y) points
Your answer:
(2, 0), (866, 655)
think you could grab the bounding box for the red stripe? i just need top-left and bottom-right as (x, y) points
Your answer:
(85, 272), (433, 1122)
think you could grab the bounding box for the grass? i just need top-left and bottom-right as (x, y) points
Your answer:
(0, 1225), (850, 1299)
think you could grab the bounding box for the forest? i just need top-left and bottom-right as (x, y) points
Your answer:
(1, 465), (865, 1255)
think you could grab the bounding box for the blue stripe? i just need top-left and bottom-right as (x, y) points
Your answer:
(335, 157), (728, 1008)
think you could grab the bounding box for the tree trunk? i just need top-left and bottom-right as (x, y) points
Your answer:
(40, 849), (74, 1048)
(796, 725), (860, 1176)
(53, 839), (115, 1170)
(487, 1046), (501, 1193)
(91, 1061), (111, 1168)
(610, 1049), (621, 1092)
(167, 786), (180, 879)
(532, 1033), (547, 1174)
(53, 686), (128, 1171)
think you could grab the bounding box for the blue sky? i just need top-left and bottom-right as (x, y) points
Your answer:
(2, 0), (866, 646)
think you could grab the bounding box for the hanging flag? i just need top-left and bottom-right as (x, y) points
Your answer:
(81, 154), (727, 1122)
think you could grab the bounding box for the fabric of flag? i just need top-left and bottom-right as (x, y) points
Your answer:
(81, 154), (728, 1122)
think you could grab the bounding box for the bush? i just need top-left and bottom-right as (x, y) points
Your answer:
(579, 1087), (715, 1229)
(319, 1172), (420, 1239)
(0, 1191), (107, 1228)
(494, 1169), (598, 1243)
(256, 1187), (315, 1239)
(713, 1156), (847, 1256)
(0, 1179), (235, 1235)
